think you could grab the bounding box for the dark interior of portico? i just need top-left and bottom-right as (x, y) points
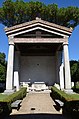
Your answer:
(15, 43), (63, 56)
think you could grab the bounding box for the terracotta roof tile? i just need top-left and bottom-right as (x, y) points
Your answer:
(5, 18), (72, 34)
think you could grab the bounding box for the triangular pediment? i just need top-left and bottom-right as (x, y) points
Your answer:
(5, 18), (72, 38)
(15, 29), (63, 38)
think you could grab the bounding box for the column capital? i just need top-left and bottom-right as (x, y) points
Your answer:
(8, 36), (14, 45)
(63, 36), (68, 45)
(63, 41), (68, 45)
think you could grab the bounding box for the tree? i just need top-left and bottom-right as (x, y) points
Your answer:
(0, 0), (79, 28)
(0, 52), (7, 82)
(70, 60), (79, 82)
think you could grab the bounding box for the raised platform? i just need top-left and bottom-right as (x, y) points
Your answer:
(29, 82), (48, 91)
(20, 82), (49, 92)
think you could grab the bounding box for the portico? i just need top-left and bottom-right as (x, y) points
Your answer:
(5, 18), (72, 92)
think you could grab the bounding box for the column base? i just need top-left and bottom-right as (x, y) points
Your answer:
(64, 89), (76, 94)
(4, 89), (16, 95)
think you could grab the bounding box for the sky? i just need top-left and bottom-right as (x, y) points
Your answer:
(0, 0), (79, 61)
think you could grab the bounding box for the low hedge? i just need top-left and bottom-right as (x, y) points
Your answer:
(0, 87), (27, 115)
(51, 86), (79, 113)
(5, 87), (27, 103)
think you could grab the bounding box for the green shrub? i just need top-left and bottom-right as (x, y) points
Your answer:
(51, 86), (79, 113)
(0, 101), (12, 115)
(0, 87), (27, 115)
(5, 87), (27, 102)
(72, 84), (79, 93)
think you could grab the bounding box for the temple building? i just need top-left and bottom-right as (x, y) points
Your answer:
(4, 18), (72, 92)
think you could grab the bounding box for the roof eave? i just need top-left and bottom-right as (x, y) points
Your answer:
(4, 18), (73, 36)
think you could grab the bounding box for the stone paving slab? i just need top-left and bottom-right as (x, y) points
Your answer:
(17, 92), (61, 114)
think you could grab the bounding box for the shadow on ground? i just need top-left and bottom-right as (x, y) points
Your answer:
(0, 113), (77, 119)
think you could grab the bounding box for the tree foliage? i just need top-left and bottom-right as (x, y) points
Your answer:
(0, 52), (7, 82)
(70, 60), (79, 82)
(0, 0), (79, 28)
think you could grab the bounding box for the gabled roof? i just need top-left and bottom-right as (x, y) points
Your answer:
(5, 17), (73, 37)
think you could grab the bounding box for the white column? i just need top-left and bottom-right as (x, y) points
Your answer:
(63, 42), (71, 90)
(6, 36), (14, 90)
(59, 63), (64, 90)
(14, 51), (20, 91)
(71, 82), (74, 87)
(14, 72), (19, 91)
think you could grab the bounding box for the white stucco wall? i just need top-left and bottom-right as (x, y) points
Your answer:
(20, 56), (56, 86)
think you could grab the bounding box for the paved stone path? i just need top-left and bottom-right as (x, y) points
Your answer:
(12, 92), (61, 114)
(6, 92), (71, 119)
